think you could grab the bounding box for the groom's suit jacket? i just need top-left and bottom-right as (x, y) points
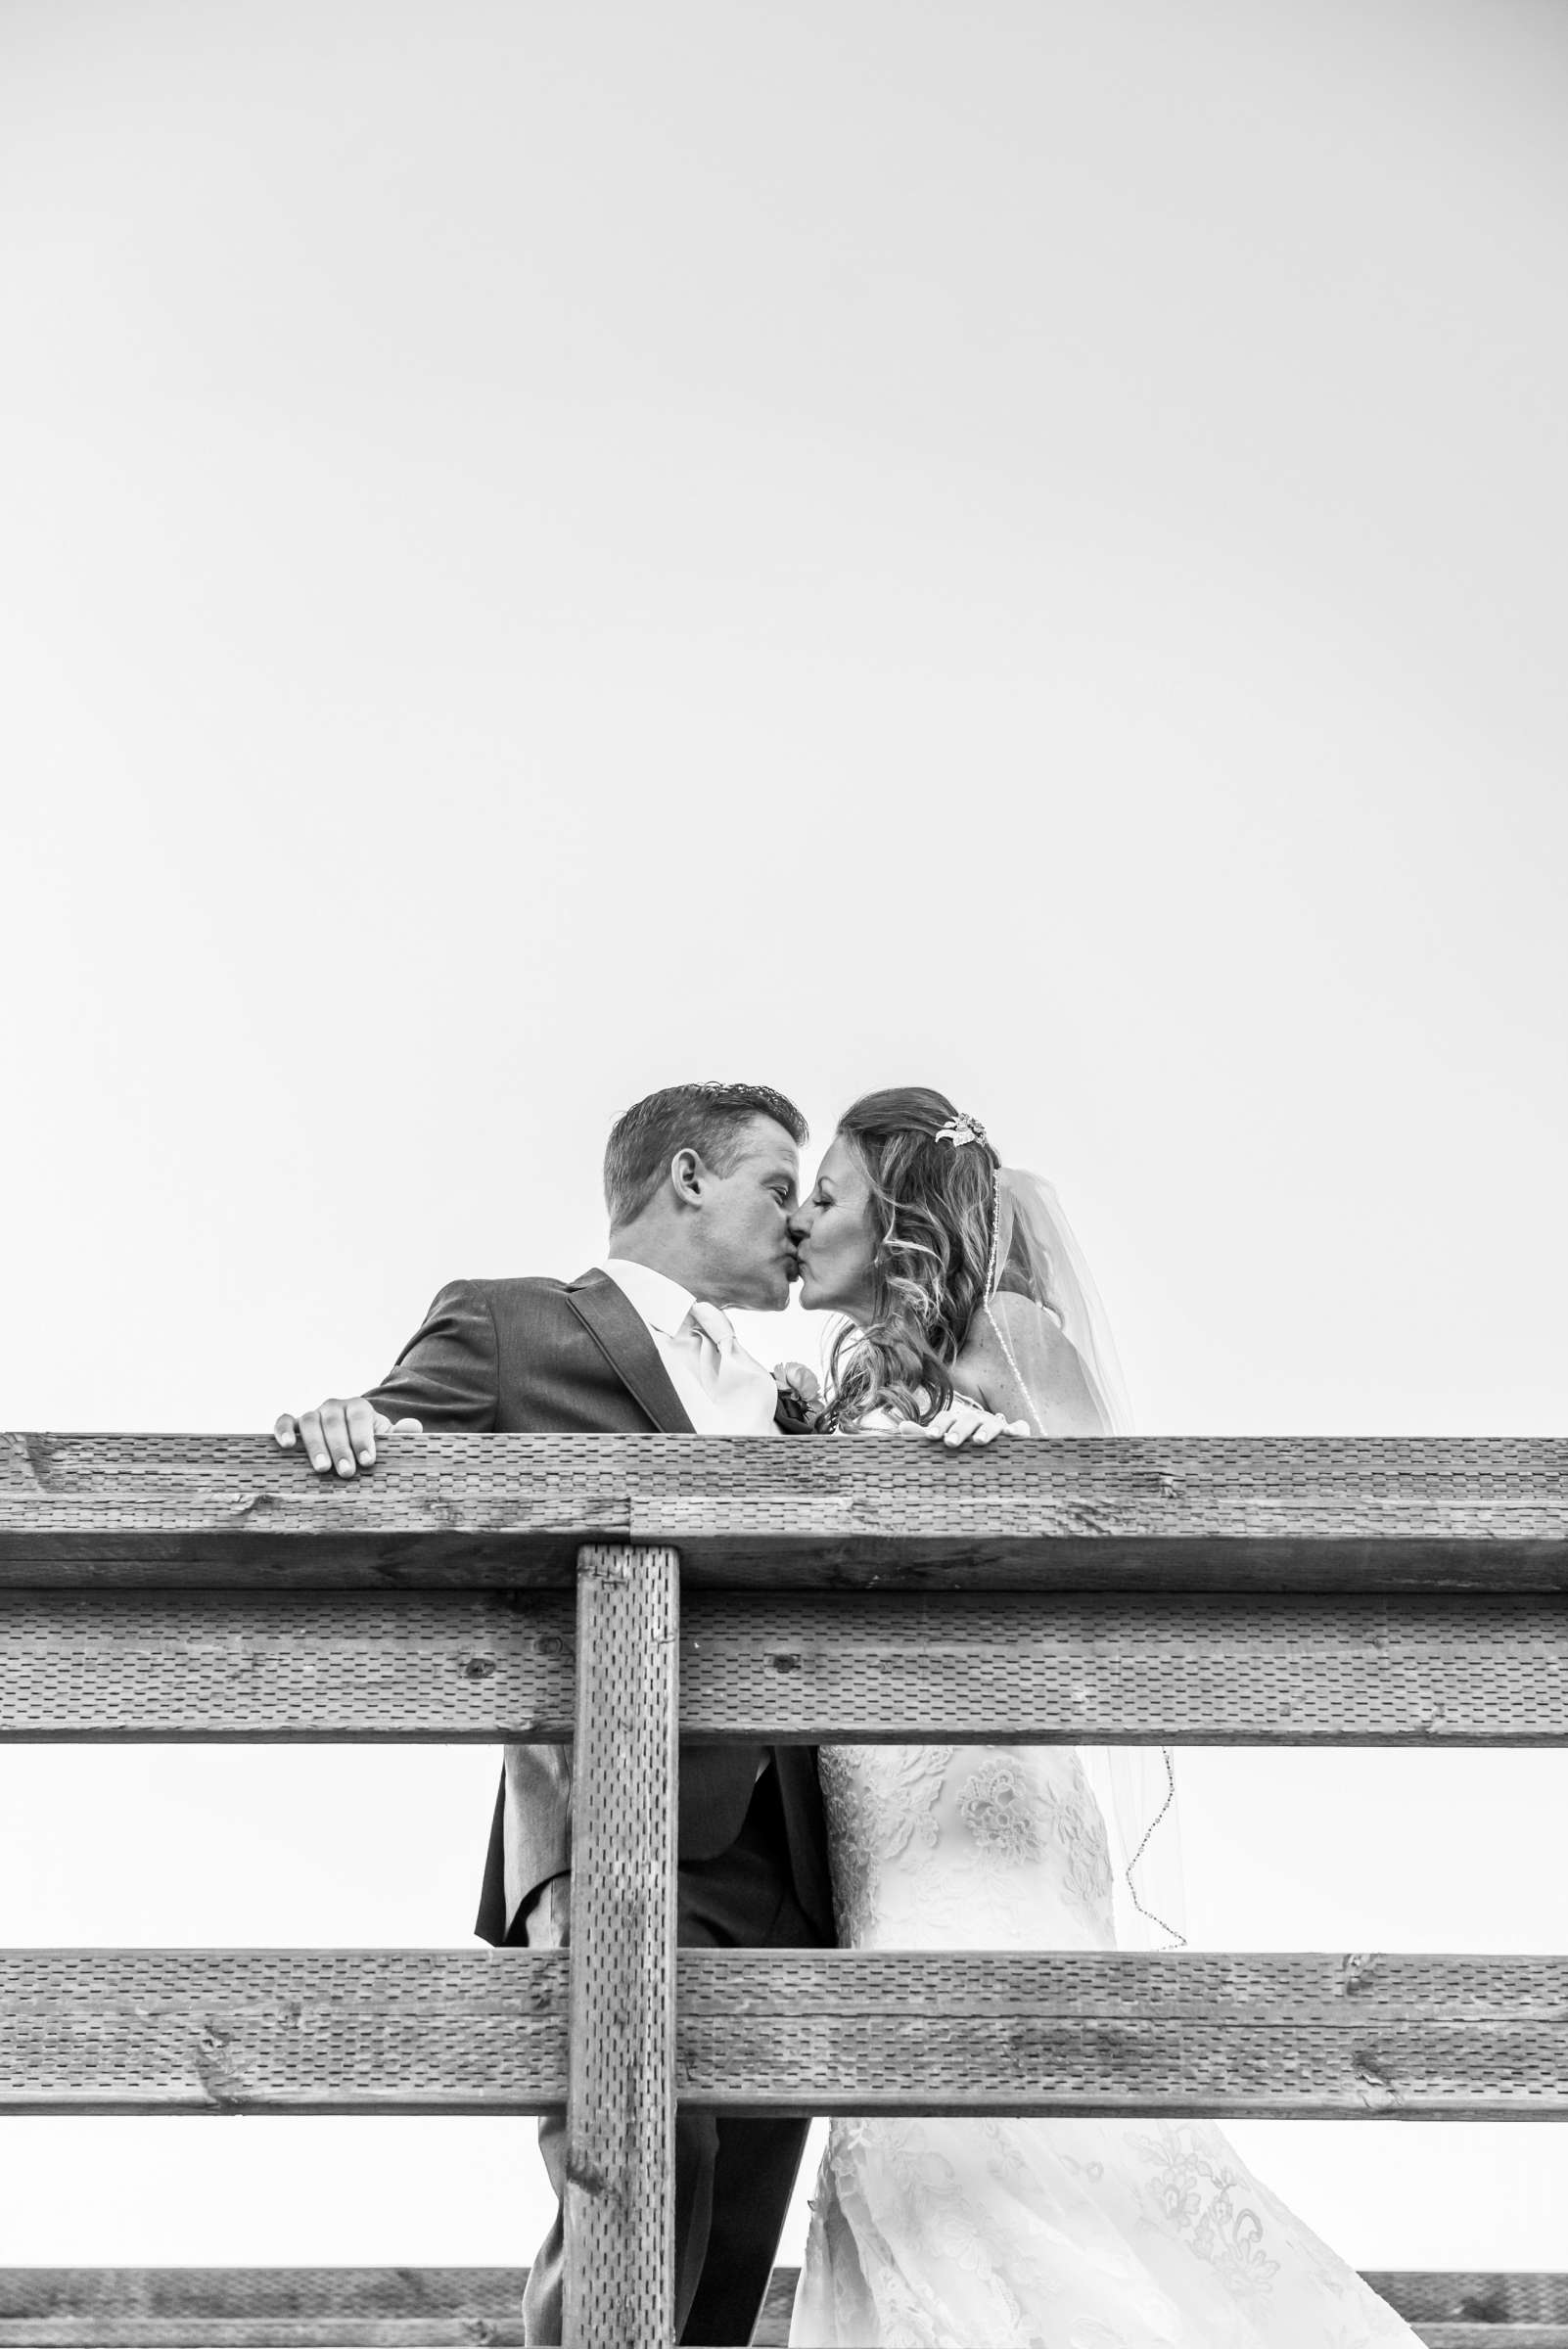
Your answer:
(365, 1267), (833, 1947)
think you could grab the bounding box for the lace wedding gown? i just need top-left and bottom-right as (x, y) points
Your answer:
(790, 1739), (1420, 2347)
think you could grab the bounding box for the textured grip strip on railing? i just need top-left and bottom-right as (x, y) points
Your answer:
(3, 1950), (1568, 2117)
(5, 1432), (1568, 1589)
(563, 1547), (679, 2349)
(1, 2266), (1565, 2345)
(5, 1588), (1568, 1742)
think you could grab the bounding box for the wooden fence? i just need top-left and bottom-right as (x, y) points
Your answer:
(2, 1429), (1567, 2346)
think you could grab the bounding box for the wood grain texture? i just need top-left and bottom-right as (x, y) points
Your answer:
(9, 1588), (1568, 1743)
(674, 1949), (1568, 2118)
(5, 1432), (1568, 1591)
(679, 1589), (1568, 1745)
(9, 1578), (1568, 1747)
(0, 2267), (1556, 2344)
(3, 1950), (1568, 2119)
(563, 1547), (679, 2349)
(1412, 2333), (1568, 2346)
(0, 2269), (523, 2344)
(0, 1591), (576, 1739)
(1360, 2272), (1568, 2325)
(0, 1951), (570, 2114)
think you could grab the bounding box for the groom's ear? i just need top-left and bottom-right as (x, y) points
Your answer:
(669, 1146), (705, 1207)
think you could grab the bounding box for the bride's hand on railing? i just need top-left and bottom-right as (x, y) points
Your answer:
(273, 1397), (423, 1477)
(899, 1399), (1031, 1448)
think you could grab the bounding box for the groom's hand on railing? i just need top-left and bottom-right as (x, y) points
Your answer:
(272, 1398), (423, 1477)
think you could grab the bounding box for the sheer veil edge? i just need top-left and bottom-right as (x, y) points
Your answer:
(985, 1169), (1187, 1951)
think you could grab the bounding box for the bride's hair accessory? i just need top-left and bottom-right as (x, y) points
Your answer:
(934, 1114), (988, 1148)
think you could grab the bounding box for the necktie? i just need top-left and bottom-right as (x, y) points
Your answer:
(687, 1305), (779, 1778)
(690, 1306), (779, 1775)
(685, 1302), (778, 1433)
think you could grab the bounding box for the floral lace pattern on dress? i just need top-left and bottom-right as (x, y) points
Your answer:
(1131, 2125), (1283, 2306)
(821, 1744), (1116, 1957)
(794, 1741), (1421, 2348)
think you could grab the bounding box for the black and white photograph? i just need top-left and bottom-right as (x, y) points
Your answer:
(3, 4), (1567, 2343)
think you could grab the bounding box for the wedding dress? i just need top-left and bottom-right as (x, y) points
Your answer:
(790, 1174), (1420, 2348)
(789, 1738), (1419, 2347)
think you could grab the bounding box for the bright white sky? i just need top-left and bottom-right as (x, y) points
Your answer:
(4, 0), (1568, 2288)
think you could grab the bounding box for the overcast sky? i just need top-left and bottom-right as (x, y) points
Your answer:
(4, 0), (1568, 2285)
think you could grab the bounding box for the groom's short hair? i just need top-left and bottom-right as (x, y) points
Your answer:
(605, 1082), (808, 1226)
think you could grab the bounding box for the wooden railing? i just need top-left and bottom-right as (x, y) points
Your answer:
(2, 1430), (1568, 2346)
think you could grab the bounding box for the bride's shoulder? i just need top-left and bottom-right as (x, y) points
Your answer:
(958, 1291), (1104, 1435)
(962, 1289), (1065, 1365)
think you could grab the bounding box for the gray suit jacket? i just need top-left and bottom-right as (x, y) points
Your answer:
(367, 1267), (833, 1945)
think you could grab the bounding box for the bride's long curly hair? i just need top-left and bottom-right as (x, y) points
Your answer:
(826, 1086), (1000, 1430)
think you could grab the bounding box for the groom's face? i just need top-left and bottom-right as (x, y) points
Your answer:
(694, 1114), (803, 1312)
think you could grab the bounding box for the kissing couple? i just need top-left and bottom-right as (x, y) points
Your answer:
(276, 1082), (1419, 2348)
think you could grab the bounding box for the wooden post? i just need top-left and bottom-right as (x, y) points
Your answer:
(563, 1544), (680, 2349)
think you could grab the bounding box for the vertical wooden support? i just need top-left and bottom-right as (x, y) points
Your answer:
(564, 1544), (680, 2349)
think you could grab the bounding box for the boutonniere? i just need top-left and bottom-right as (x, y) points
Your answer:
(772, 1359), (828, 1432)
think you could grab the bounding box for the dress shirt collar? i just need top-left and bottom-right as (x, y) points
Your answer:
(597, 1256), (699, 1341)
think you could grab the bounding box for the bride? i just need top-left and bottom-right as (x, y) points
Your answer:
(786, 1085), (1418, 2348)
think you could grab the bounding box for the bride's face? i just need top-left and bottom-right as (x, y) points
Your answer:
(792, 1134), (879, 1323)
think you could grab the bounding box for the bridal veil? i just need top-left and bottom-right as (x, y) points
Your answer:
(984, 1169), (1187, 1952)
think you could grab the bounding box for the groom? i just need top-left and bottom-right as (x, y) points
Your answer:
(274, 1082), (833, 2348)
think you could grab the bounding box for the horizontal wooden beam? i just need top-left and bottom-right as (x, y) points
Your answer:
(0, 2269), (530, 2347)
(1412, 2333), (1568, 2347)
(0, 2266), (1561, 2345)
(678, 1948), (1568, 2118)
(0, 1952), (571, 2115)
(679, 1590), (1568, 1744)
(0, 1591), (575, 1740)
(5, 1588), (1568, 1742)
(1361, 2271), (1568, 2329)
(4, 1949), (1568, 2119)
(5, 1433), (1568, 1592)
